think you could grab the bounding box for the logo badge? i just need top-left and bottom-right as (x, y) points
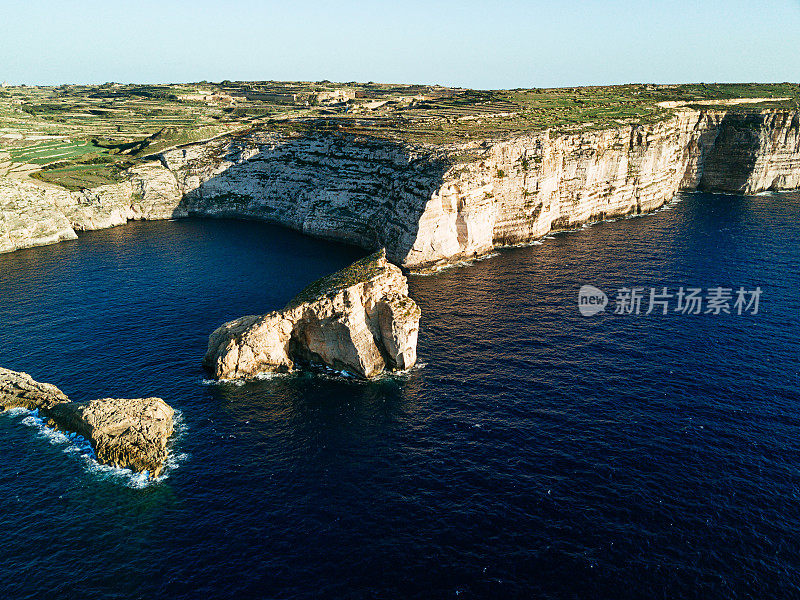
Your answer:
(578, 285), (608, 316)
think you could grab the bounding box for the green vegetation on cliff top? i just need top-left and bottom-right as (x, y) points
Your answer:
(286, 249), (387, 309)
(1, 80), (797, 190)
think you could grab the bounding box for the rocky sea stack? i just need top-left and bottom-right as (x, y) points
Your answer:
(204, 249), (421, 379)
(0, 368), (174, 477)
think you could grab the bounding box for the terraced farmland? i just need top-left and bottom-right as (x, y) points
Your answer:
(0, 80), (797, 190)
(9, 139), (105, 165)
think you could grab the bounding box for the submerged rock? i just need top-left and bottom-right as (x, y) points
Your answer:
(0, 367), (174, 477)
(204, 249), (421, 379)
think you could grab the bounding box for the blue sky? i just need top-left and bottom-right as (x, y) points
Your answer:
(2, 0), (799, 88)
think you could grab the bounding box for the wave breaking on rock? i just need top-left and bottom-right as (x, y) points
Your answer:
(0, 367), (175, 478)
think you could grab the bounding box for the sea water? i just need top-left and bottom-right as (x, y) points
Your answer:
(0, 192), (798, 599)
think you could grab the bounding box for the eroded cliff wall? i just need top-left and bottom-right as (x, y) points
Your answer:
(407, 109), (800, 267)
(162, 134), (450, 257)
(1, 108), (798, 265)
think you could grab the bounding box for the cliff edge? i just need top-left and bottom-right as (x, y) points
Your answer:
(1, 106), (798, 267)
(203, 249), (421, 379)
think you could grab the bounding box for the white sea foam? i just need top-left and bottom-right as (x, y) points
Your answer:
(3, 407), (30, 417)
(502, 239), (547, 250)
(204, 371), (290, 386)
(12, 406), (187, 489)
(203, 360), (423, 385)
(254, 371), (291, 381)
(205, 370), (307, 384)
(212, 378), (246, 387)
(411, 251), (501, 275)
(83, 460), (152, 489)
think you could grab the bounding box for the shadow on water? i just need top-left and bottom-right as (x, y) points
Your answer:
(169, 133), (454, 262)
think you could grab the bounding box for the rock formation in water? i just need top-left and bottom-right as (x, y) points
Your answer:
(0, 367), (174, 477)
(1, 107), (799, 265)
(0, 367), (70, 411)
(47, 397), (174, 476)
(203, 249), (421, 379)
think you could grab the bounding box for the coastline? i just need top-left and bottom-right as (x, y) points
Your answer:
(2, 106), (798, 267)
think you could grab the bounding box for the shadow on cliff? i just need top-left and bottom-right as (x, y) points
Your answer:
(698, 112), (764, 193)
(166, 132), (454, 265)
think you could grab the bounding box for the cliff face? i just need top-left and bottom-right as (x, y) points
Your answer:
(162, 134), (449, 258)
(203, 249), (421, 379)
(1, 107), (798, 265)
(698, 111), (800, 193)
(0, 177), (78, 253)
(0, 163), (181, 253)
(408, 109), (800, 267)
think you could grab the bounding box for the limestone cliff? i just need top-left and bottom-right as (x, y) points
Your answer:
(0, 177), (77, 253)
(0, 367), (174, 477)
(203, 249), (421, 379)
(409, 108), (800, 266)
(1, 107), (798, 266)
(0, 162), (181, 253)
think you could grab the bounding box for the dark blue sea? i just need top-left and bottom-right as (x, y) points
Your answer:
(1, 191), (799, 599)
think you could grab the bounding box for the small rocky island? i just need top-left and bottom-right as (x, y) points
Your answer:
(204, 249), (421, 380)
(0, 368), (174, 477)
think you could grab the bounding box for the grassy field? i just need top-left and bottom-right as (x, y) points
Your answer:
(31, 161), (128, 190)
(9, 139), (106, 164)
(1, 80), (797, 190)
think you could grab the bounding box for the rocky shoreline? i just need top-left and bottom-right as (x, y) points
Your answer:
(0, 368), (174, 478)
(1, 107), (799, 267)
